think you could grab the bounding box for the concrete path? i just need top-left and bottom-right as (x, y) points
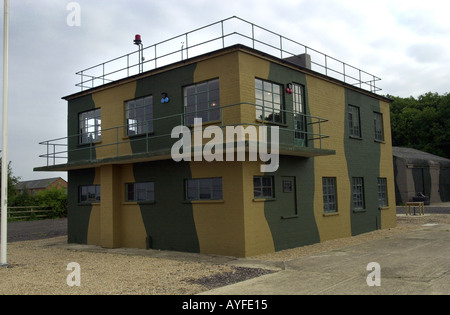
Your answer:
(201, 223), (450, 295)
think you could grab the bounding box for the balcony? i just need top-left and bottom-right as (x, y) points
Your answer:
(75, 16), (381, 94)
(35, 103), (334, 172)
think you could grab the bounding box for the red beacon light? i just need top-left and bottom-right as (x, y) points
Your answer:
(286, 83), (293, 94)
(134, 34), (142, 45)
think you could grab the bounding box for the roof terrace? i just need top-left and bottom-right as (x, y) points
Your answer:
(76, 16), (382, 93)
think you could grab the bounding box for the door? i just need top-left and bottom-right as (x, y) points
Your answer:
(281, 176), (297, 218)
(293, 83), (307, 146)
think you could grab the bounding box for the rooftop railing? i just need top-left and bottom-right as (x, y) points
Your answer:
(76, 16), (381, 93)
(37, 102), (330, 168)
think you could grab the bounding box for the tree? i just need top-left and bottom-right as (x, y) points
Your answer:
(388, 92), (450, 158)
(0, 158), (20, 204)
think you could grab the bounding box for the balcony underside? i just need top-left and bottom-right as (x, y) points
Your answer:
(34, 143), (335, 172)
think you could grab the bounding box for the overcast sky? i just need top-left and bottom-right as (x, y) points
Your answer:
(0, 0), (449, 181)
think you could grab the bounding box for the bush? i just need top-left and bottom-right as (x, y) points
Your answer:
(34, 187), (68, 218)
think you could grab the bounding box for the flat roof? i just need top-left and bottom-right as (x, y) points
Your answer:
(67, 16), (384, 99)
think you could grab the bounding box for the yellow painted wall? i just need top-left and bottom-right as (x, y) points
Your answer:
(306, 75), (352, 241)
(193, 51), (241, 127)
(86, 164), (147, 249)
(191, 51), (274, 257)
(92, 82), (136, 160)
(119, 164), (148, 249)
(189, 161), (246, 257)
(242, 161), (275, 256)
(87, 167), (102, 245)
(238, 51), (271, 124)
(378, 100), (397, 229)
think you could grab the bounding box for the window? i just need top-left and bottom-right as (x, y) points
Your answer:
(184, 79), (220, 125)
(79, 109), (101, 144)
(126, 182), (155, 202)
(79, 185), (100, 204)
(255, 79), (283, 123)
(322, 177), (337, 213)
(185, 178), (223, 201)
(352, 177), (365, 210)
(283, 180), (293, 193)
(253, 176), (274, 199)
(374, 112), (384, 141)
(293, 83), (306, 141)
(377, 178), (388, 207)
(348, 105), (361, 138)
(126, 96), (153, 136)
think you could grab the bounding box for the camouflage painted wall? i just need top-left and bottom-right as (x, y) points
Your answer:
(65, 46), (396, 256)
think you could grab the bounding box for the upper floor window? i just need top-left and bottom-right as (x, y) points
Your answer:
(255, 79), (284, 124)
(79, 109), (101, 144)
(348, 105), (361, 138)
(184, 79), (220, 125)
(125, 96), (154, 136)
(374, 112), (384, 141)
(293, 83), (306, 141)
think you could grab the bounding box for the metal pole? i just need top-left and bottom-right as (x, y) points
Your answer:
(1, 0), (9, 267)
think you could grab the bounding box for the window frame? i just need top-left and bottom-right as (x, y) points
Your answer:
(253, 176), (275, 199)
(322, 177), (338, 214)
(255, 78), (284, 124)
(125, 95), (154, 136)
(292, 83), (307, 141)
(126, 182), (155, 202)
(348, 105), (361, 138)
(185, 177), (223, 201)
(183, 78), (220, 125)
(373, 111), (384, 142)
(352, 177), (365, 210)
(79, 185), (101, 204)
(79, 109), (101, 145)
(377, 177), (388, 208)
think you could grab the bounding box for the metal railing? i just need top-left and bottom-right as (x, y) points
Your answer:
(76, 16), (381, 93)
(38, 102), (330, 168)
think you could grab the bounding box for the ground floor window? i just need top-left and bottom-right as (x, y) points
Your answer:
(126, 182), (155, 202)
(322, 177), (337, 213)
(185, 178), (223, 201)
(79, 185), (100, 204)
(377, 177), (388, 207)
(253, 176), (274, 199)
(352, 177), (365, 210)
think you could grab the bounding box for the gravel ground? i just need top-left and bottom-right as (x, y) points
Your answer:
(0, 214), (448, 295)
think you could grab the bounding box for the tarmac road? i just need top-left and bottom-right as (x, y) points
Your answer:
(201, 222), (450, 295)
(5, 218), (67, 243)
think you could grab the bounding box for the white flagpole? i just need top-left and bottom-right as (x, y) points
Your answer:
(1, 0), (9, 267)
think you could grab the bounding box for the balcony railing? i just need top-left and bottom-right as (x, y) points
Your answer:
(76, 16), (381, 93)
(37, 103), (331, 168)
